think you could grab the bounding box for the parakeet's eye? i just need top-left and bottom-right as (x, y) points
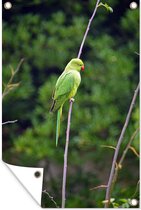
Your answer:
(81, 65), (85, 71)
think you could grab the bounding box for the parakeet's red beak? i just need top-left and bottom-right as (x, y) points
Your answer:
(81, 65), (85, 71)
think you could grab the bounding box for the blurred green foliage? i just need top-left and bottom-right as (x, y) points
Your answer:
(2, 0), (139, 208)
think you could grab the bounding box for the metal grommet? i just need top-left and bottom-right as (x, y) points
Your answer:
(34, 171), (41, 178)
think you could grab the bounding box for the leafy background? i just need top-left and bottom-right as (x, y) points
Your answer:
(2, 0), (139, 208)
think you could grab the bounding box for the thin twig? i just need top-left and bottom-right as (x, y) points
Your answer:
(2, 58), (24, 99)
(118, 128), (139, 167)
(90, 184), (107, 190)
(2, 120), (18, 125)
(104, 83), (140, 208)
(77, 0), (100, 59)
(109, 128), (139, 201)
(134, 51), (140, 56)
(101, 145), (116, 150)
(131, 180), (140, 198)
(43, 190), (59, 208)
(9, 58), (24, 84)
(61, 98), (74, 208)
(129, 146), (139, 158)
(92, 129), (139, 200)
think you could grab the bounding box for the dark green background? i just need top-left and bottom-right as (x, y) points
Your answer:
(2, 0), (139, 208)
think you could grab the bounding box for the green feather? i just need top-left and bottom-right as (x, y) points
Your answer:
(56, 106), (62, 146)
(50, 58), (84, 146)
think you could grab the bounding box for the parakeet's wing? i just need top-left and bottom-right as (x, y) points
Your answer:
(50, 72), (75, 112)
(54, 72), (75, 98)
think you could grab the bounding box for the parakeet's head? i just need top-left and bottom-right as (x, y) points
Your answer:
(65, 58), (85, 72)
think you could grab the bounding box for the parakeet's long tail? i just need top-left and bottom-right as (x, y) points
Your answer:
(56, 105), (63, 146)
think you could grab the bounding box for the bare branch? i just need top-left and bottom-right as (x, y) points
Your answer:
(2, 120), (18, 125)
(43, 190), (59, 208)
(129, 146), (139, 158)
(101, 145), (116, 150)
(61, 98), (74, 208)
(2, 58), (24, 99)
(134, 51), (140, 56)
(77, 0), (100, 59)
(90, 184), (107, 190)
(104, 83), (140, 208)
(111, 128), (139, 192)
(130, 180), (140, 198)
(119, 128), (139, 165)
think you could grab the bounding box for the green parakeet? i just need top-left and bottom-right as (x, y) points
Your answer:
(50, 58), (84, 146)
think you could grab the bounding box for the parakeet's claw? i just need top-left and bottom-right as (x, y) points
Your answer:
(70, 98), (75, 103)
